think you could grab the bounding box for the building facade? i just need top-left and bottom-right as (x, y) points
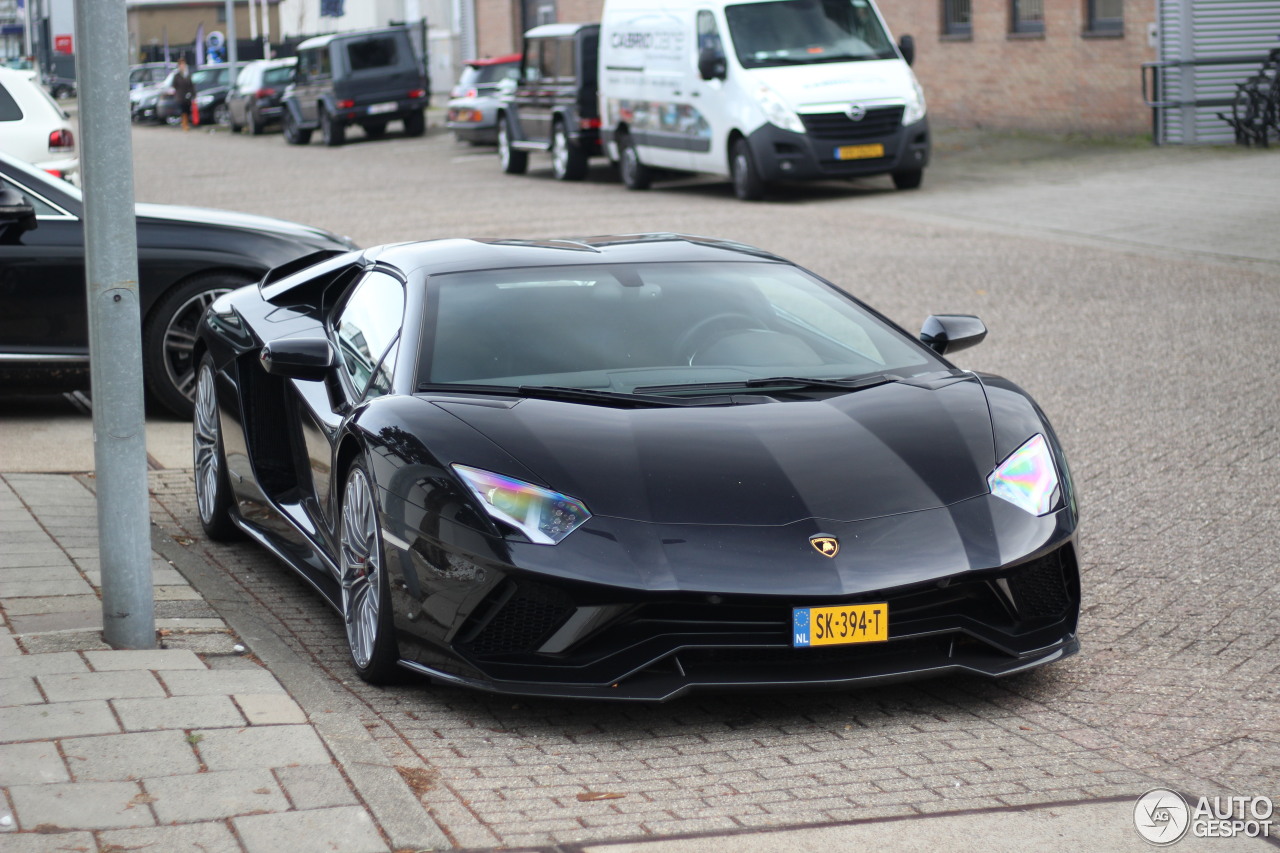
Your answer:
(474, 0), (1159, 135)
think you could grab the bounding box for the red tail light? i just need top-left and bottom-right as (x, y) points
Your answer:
(48, 128), (74, 153)
(336, 99), (355, 109)
(579, 117), (601, 130)
(44, 169), (65, 180)
(255, 87), (276, 98)
(409, 89), (426, 99)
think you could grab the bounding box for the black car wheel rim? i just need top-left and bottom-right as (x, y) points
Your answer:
(164, 288), (231, 403)
(340, 468), (381, 669)
(192, 364), (220, 525)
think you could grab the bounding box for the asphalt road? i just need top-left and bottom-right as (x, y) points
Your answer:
(13, 117), (1280, 848)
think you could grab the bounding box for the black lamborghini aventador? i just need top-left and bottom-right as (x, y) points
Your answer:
(192, 233), (1080, 701)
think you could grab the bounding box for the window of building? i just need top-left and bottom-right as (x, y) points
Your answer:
(1087, 0), (1123, 33)
(1011, 0), (1044, 34)
(943, 0), (972, 36)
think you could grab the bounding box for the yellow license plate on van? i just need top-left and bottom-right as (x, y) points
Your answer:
(792, 603), (888, 647)
(835, 144), (884, 160)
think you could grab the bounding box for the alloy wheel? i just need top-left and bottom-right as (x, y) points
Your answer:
(340, 468), (382, 669)
(192, 363), (220, 526)
(163, 288), (231, 404)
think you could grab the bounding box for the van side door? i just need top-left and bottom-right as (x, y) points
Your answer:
(686, 9), (729, 175)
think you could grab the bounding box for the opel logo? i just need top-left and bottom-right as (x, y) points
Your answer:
(810, 535), (840, 558)
(845, 104), (867, 122)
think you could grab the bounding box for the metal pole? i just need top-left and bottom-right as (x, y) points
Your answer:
(74, 0), (155, 650)
(23, 0), (33, 57)
(224, 0), (238, 81)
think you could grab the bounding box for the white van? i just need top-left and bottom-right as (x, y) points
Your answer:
(598, 0), (928, 200)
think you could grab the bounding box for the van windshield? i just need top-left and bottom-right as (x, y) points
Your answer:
(724, 0), (896, 68)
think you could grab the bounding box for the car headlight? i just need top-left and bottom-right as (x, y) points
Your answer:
(988, 434), (1059, 516)
(453, 464), (591, 544)
(198, 94), (215, 106)
(754, 83), (805, 134)
(902, 72), (926, 125)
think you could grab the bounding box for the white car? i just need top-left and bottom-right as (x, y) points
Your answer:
(0, 66), (78, 185)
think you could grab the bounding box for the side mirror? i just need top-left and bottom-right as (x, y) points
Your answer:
(898, 34), (915, 66)
(496, 76), (517, 96)
(0, 185), (38, 242)
(259, 337), (335, 381)
(698, 48), (727, 81)
(919, 314), (986, 356)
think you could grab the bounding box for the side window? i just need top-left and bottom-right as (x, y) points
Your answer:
(334, 272), (404, 398)
(0, 176), (61, 216)
(523, 41), (543, 82)
(555, 38), (576, 79)
(697, 10), (723, 58)
(318, 47), (333, 78)
(0, 82), (24, 122)
(539, 39), (558, 81)
(366, 338), (399, 400)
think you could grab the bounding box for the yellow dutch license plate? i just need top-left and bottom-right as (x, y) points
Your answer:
(792, 603), (888, 647)
(835, 143), (884, 161)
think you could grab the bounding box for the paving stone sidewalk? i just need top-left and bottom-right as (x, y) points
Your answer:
(0, 472), (446, 853)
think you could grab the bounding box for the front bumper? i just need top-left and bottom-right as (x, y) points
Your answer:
(387, 495), (1079, 701)
(748, 113), (930, 182)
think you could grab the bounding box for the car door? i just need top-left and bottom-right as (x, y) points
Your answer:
(295, 269), (405, 553)
(681, 9), (726, 174)
(516, 38), (555, 144)
(228, 63), (256, 125)
(0, 167), (88, 359)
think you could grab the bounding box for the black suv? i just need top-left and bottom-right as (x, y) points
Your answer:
(282, 26), (428, 146)
(497, 23), (600, 181)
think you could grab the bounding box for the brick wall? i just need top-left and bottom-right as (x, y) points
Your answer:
(881, 0), (1156, 134)
(474, 0), (1156, 134)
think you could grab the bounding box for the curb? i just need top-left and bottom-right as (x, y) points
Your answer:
(150, 524), (452, 852)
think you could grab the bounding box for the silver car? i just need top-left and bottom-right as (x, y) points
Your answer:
(445, 54), (520, 144)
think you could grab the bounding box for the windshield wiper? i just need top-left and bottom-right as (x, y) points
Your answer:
(414, 383), (729, 408)
(636, 373), (901, 395)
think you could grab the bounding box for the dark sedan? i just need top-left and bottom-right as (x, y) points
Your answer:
(0, 151), (356, 417)
(157, 65), (232, 126)
(191, 233), (1080, 701)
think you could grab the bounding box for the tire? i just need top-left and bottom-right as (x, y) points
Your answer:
(321, 109), (345, 147)
(283, 108), (312, 145)
(618, 132), (651, 190)
(361, 120), (388, 139)
(730, 138), (765, 201)
(192, 357), (242, 541)
(247, 107), (263, 136)
(498, 115), (528, 174)
(892, 168), (924, 190)
(339, 458), (401, 684)
(403, 109), (426, 138)
(213, 103), (231, 129)
(551, 120), (588, 181)
(143, 273), (251, 419)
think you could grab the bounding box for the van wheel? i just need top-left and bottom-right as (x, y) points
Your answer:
(403, 110), (426, 137)
(730, 139), (765, 201)
(551, 120), (588, 181)
(283, 109), (312, 145)
(892, 169), (923, 190)
(498, 116), (528, 174)
(618, 133), (651, 190)
(321, 109), (346, 146)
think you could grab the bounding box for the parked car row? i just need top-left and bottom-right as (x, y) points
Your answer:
(130, 62), (233, 127)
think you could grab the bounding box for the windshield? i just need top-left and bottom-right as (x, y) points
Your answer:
(419, 261), (940, 395)
(725, 0), (895, 68)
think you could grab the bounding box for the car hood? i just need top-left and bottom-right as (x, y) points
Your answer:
(135, 203), (355, 250)
(746, 58), (915, 112)
(436, 375), (997, 526)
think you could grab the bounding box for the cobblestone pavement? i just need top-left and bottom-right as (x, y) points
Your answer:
(109, 121), (1280, 849)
